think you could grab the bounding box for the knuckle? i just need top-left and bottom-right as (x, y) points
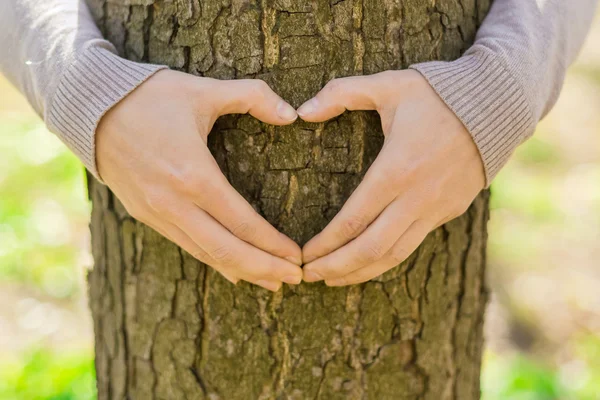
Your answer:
(390, 246), (409, 265)
(264, 258), (280, 279)
(324, 78), (345, 96)
(340, 215), (368, 240)
(196, 172), (221, 196)
(367, 164), (401, 187)
(357, 240), (385, 264)
(250, 80), (270, 98)
(265, 254), (283, 277)
(145, 191), (172, 216)
(231, 221), (257, 241)
(191, 248), (209, 262)
(168, 166), (205, 193)
(372, 167), (392, 183)
(209, 246), (235, 266)
(424, 183), (445, 205)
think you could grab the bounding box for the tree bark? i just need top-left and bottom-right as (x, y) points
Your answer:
(86, 1), (492, 399)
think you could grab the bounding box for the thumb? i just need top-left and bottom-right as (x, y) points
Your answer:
(211, 79), (298, 125)
(297, 75), (381, 122)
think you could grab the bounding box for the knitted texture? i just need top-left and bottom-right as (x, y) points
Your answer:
(1, 0), (598, 184)
(47, 46), (165, 178)
(411, 50), (534, 183)
(410, 0), (597, 185)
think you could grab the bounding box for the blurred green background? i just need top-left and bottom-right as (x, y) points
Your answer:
(1, 15), (600, 400)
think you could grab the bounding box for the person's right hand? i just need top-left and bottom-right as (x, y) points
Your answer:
(96, 70), (303, 291)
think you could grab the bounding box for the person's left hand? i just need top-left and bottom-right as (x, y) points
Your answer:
(297, 70), (486, 286)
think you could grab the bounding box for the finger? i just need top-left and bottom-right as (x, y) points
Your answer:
(147, 213), (281, 290)
(302, 199), (414, 282)
(173, 205), (303, 290)
(192, 151), (302, 265)
(325, 220), (431, 287)
(302, 158), (399, 264)
(145, 216), (240, 285)
(212, 79), (297, 125)
(152, 219), (241, 286)
(297, 75), (381, 122)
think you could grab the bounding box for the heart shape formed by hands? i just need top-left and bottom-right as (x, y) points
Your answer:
(96, 70), (305, 292)
(295, 70), (485, 286)
(96, 68), (484, 291)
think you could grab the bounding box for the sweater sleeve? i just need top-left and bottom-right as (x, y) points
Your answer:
(410, 0), (598, 186)
(0, 0), (167, 180)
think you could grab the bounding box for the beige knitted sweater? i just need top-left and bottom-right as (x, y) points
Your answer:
(0, 0), (597, 185)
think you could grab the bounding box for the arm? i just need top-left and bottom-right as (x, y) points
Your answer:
(298, 0), (598, 285)
(0, 0), (165, 178)
(0, 0), (304, 290)
(411, 0), (598, 183)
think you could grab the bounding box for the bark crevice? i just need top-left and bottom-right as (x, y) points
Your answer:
(86, 0), (492, 398)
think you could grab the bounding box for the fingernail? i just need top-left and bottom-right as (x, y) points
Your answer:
(277, 100), (298, 121)
(257, 280), (281, 292)
(297, 98), (319, 117)
(303, 270), (323, 282)
(281, 275), (302, 285)
(285, 255), (303, 265)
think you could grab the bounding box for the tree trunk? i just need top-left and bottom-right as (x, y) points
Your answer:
(86, 1), (492, 399)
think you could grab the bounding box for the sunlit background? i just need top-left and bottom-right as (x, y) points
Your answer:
(1, 13), (599, 400)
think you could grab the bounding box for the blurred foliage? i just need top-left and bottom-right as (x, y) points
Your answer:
(0, 349), (96, 400)
(482, 334), (600, 400)
(2, 80), (599, 400)
(491, 138), (563, 223)
(2, 12), (600, 397)
(0, 112), (90, 299)
(0, 77), (96, 398)
(483, 354), (565, 400)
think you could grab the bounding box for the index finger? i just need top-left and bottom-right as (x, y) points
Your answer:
(302, 159), (399, 263)
(174, 204), (303, 286)
(190, 149), (302, 264)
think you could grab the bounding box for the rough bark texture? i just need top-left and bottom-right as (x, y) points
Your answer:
(87, 1), (492, 399)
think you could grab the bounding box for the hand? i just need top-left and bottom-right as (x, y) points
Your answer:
(96, 70), (303, 291)
(298, 70), (486, 286)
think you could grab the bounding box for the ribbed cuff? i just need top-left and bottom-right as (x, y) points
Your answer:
(410, 50), (535, 186)
(46, 43), (167, 182)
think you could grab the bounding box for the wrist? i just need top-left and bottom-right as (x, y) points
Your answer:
(46, 41), (167, 182)
(409, 48), (535, 186)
